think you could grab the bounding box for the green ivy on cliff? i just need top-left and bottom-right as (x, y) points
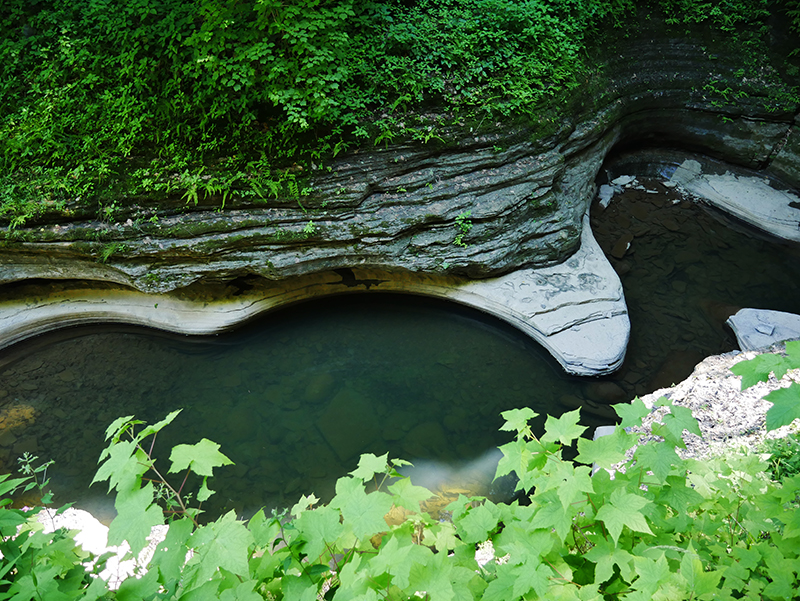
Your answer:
(0, 0), (795, 232)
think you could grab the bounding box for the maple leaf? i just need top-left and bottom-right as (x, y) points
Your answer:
(614, 397), (650, 429)
(764, 383), (800, 431)
(387, 477), (434, 511)
(168, 438), (233, 477)
(541, 408), (586, 445)
(350, 453), (389, 483)
(499, 407), (539, 437)
(634, 441), (681, 482)
(108, 482), (165, 555)
(184, 510), (255, 588)
(330, 476), (393, 541)
(731, 341), (799, 389)
(456, 501), (500, 543)
(595, 489), (653, 544)
(295, 505), (344, 560)
(370, 533), (432, 589)
(575, 428), (630, 469)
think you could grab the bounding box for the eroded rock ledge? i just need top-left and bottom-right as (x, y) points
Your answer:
(1, 28), (798, 375)
(0, 217), (628, 376)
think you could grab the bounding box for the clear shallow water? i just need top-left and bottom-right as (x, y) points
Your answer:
(0, 295), (583, 521)
(1, 170), (799, 521)
(591, 174), (800, 397)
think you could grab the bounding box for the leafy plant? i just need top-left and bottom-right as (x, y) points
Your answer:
(454, 210), (473, 247)
(4, 392), (800, 599)
(730, 339), (800, 431)
(761, 433), (800, 482)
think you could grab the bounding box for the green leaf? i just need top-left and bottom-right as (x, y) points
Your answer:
(291, 493), (320, 518)
(150, 518), (194, 584)
(656, 475), (705, 509)
(530, 489), (573, 541)
(585, 539), (635, 584)
(634, 441), (682, 482)
(103, 415), (135, 442)
(116, 565), (160, 601)
(330, 476), (393, 541)
(406, 550), (459, 601)
(197, 476), (215, 502)
(0, 475), (31, 498)
(295, 505), (344, 560)
(0, 509), (28, 535)
(282, 574), (318, 601)
(731, 353), (793, 389)
(168, 438), (233, 477)
(422, 521), (460, 553)
(679, 549), (722, 599)
(184, 510), (255, 588)
(387, 477), (434, 512)
(248, 509), (282, 548)
(370, 531), (432, 589)
(350, 453), (388, 483)
(614, 397), (650, 429)
(137, 409), (182, 440)
(594, 489), (653, 545)
(629, 554), (671, 595)
(541, 408), (586, 445)
(499, 407), (538, 436)
(219, 580), (266, 601)
(495, 438), (528, 482)
(541, 461), (593, 508)
(510, 562), (551, 598)
(108, 482), (164, 554)
(764, 383), (800, 431)
(456, 501), (500, 544)
(574, 428), (630, 468)
(92, 440), (148, 493)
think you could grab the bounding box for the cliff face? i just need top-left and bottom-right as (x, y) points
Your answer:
(0, 22), (798, 375)
(1, 24), (797, 293)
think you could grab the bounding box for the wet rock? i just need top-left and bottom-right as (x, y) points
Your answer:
(671, 159), (800, 243)
(611, 175), (636, 187)
(225, 406), (257, 439)
(585, 381), (627, 403)
(630, 203), (650, 221)
(402, 421), (450, 459)
(58, 370), (75, 383)
(13, 436), (38, 455)
(304, 372), (336, 403)
(671, 280), (687, 293)
(0, 430), (17, 447)
(648, 349), (705, 391)
(316, 387), (378, 463)
(727, 308), (800, 351)
(611, 233), (634, 259)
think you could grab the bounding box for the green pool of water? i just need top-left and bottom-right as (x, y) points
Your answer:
(0, 295), (582, 520)
(1, 168), (799, 521)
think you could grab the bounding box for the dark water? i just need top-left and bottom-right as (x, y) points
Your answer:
(0, 296), (583, 521)
(1, 167), (799, 521)
(591, 171), (800, 398)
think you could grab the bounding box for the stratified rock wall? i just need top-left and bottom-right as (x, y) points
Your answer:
(2, 24), (796, 294)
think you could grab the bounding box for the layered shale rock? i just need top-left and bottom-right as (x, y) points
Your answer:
(1, 23), (798, 375)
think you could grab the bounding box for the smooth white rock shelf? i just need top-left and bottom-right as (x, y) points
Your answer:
(0, 216), (629, 376)
(670, 159), (800, 243)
